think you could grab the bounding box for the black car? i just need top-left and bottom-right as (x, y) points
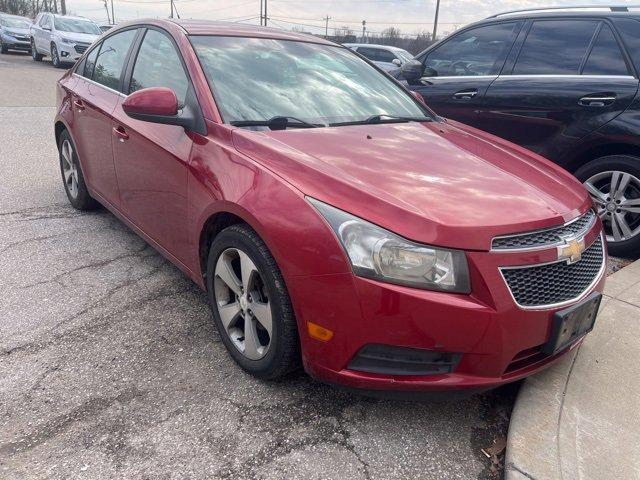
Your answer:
(398, 6), (640, 257)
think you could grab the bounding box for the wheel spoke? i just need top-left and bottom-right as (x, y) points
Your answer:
(242, 317), (261, 360)
(238, 250), (257, 292)
(610, 213), (624, 241)
(249, 300), (272, 336)
(215, 255), (242, 295)
(584, 181), (606, 202)
(64, 169), (73, 183)
(613, 173), (631, 201)
(620, 198), (640, 214)
(218, 302), (241, 330)
(614, 212), (633, 239)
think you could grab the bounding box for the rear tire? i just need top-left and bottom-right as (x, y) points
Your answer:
(575, 155), (640, 258)
(31, 39), (43, 61)
(206, 224), (300, 380)
(57, 130), (99, 211)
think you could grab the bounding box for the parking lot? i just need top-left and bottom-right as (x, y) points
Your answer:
(0, 52), (517, 480)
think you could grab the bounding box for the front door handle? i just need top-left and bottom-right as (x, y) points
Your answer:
(578, 94), (617, 107)
(73, 99), (85, 111)
(112, 126), (129, 142)
(453, 89), (478, 99)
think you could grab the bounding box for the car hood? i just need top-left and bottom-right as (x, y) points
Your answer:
(3, 27), (30, 36)
(58, 32), (98, 43)
(232, 120), (591, 251)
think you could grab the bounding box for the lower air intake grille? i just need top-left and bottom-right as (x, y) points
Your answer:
(501, 236), (604, 308)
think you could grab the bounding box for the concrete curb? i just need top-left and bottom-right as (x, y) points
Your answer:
(505, 260), (640, 480)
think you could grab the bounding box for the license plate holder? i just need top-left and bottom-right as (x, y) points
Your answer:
(542, 292), (602, 356)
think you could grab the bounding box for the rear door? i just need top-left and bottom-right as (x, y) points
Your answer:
(111, 27), (195, 259)
(71, 28), (139, 206)
(407, 21), (522, 126)
(479, 19), (639, 163)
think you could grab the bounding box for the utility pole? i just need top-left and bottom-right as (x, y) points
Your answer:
(432, 0), (440, 42)
(169, 0), (173, 18)
(60, 0), (66, 14)
(361, 20), (366, 43)
(323, 15), (331, 38)
(260, 0), (263, 25)
(110, 0), (115, 23)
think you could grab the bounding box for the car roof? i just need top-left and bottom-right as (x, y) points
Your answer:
(169, 19), (335, 45)
(481, 10), (640, 23)
(344, 43), (405, 51)
(50, 14), (93, 20)
(0, 13), (31, 20)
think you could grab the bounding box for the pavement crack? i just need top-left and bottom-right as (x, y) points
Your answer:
(505, 462), (537, 479)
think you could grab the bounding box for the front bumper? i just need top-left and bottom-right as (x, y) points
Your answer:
(1, 35), (30, 51)
(289, 224), (606, 393)
(57, 43), (85, 63)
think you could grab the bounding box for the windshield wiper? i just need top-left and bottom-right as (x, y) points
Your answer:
(230, 116), (324, 130)
(329, 114), (431, 127)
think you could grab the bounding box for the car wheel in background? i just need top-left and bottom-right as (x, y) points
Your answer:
(576, 155), (640, 258)
(0, 39), (7, 54)
(51, 43), (62, 68)
(31, 39), (43, 61)
(206, 224), (300, 379)
(57, 130), (99, 210)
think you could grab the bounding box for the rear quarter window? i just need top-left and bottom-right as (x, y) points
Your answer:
(612, 18), (640, 77)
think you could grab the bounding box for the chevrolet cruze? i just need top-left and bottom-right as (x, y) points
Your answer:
(54, 20), (606, 395)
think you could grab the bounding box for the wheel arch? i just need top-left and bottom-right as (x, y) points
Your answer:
(567, 143), (640, 173)
(54, 120), (67, 146)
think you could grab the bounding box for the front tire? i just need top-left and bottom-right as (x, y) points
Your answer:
(31, 39), (43, 61)
(206, 224), (300, 379)
(0, 39), (8, 54)
(57, 130), (99, 210)
(51, 43), (63, 68)
(576, 155), (640, 258)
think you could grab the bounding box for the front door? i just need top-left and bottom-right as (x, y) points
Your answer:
(406, 21), (522, 127)
(479, 19), (639, 163)
(111, 28), (194, 259)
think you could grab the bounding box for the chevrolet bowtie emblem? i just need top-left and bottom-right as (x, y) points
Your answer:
(557, 237), (586, 264)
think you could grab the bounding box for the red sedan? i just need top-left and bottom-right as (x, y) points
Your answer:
(54, 19), (606, 395)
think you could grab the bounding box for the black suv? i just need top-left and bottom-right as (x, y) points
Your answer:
(398, 6), (640, 257)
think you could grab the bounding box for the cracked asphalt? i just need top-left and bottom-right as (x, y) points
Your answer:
(0, 52), (514, 480)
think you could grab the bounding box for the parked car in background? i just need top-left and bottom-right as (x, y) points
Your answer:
(54, 19), (605, 395)
(0, 13), (32, 54)
(98, 23), (114, 33)
(31, 13), (100, 67)
(344, 43), (414, 71)
(396, 6), (640, 257)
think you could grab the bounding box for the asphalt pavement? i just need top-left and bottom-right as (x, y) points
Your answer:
(0, 52), (513, 480)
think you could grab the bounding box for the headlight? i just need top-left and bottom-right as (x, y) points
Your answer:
(308, 198), (470, 293)
(60, 37), (75, 45)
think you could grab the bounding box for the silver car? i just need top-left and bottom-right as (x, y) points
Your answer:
(30, 13), (100, 68)
(343, 43), (415, 72)
(0, 14), (32, 54)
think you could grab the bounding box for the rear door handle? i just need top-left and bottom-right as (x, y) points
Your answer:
(112, 126), (129, 142)
(578, 94), (617, 107)
(453, 89), (478, 99)
(73, 99), (85, 111)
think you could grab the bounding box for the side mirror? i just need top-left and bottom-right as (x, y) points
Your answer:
(123, 87), (201, 131)
(392, 58), (402, 67)
(400, 60), (425, 84)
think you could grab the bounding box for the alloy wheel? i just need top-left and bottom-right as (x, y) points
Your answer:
(31, 40), (36, 59)
(60, 139), (79, 199)
(213, 247), (273, 360)
(51, 45), (59, 66)
(585, 170), (640, 243)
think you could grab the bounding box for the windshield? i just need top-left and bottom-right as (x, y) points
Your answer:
(191, 36), (432, 126)
(1, 17), (31, 28)
(54, 17), (100, 35)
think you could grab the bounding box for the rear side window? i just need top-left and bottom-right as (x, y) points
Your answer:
(611, 18), (640, 76)
(129, 29), (189, 105)
(513, 20), (599, 75)
(92, 29), (137, 90)
(583, 24), (629, 76)
(83, 45), (99, 78)
(424, 22), (519, 77)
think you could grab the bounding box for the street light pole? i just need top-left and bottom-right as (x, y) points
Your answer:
(432, 0), (440, 42)
(110, 0), (115, 24)
(323, 15), (331, 38)
(260, 0), (263, 25)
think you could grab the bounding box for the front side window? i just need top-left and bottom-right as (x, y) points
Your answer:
(83, 44), (99, 78)
(583, 24), (629, 76)
(130, 29), (189, 105)
(513, 20), (599, 75)
(424, 22), (519, 77)
(40, 15), (50, 29)
(92, 29), (137, 90)
(376, 49), (399, 63)
(191, 36), (431, 126)
(53, 17), (100, 35)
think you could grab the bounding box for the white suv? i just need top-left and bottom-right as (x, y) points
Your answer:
(31, 13), (100, 68)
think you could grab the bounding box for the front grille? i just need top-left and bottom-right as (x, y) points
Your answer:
(501, 236), (604, 308)
(74, 44), (89, 54)
(15, 35), (29, 42)
(492, 210), (596, 250)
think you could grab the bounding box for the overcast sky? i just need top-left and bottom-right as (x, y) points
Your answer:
(68, 0), (635, 36)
